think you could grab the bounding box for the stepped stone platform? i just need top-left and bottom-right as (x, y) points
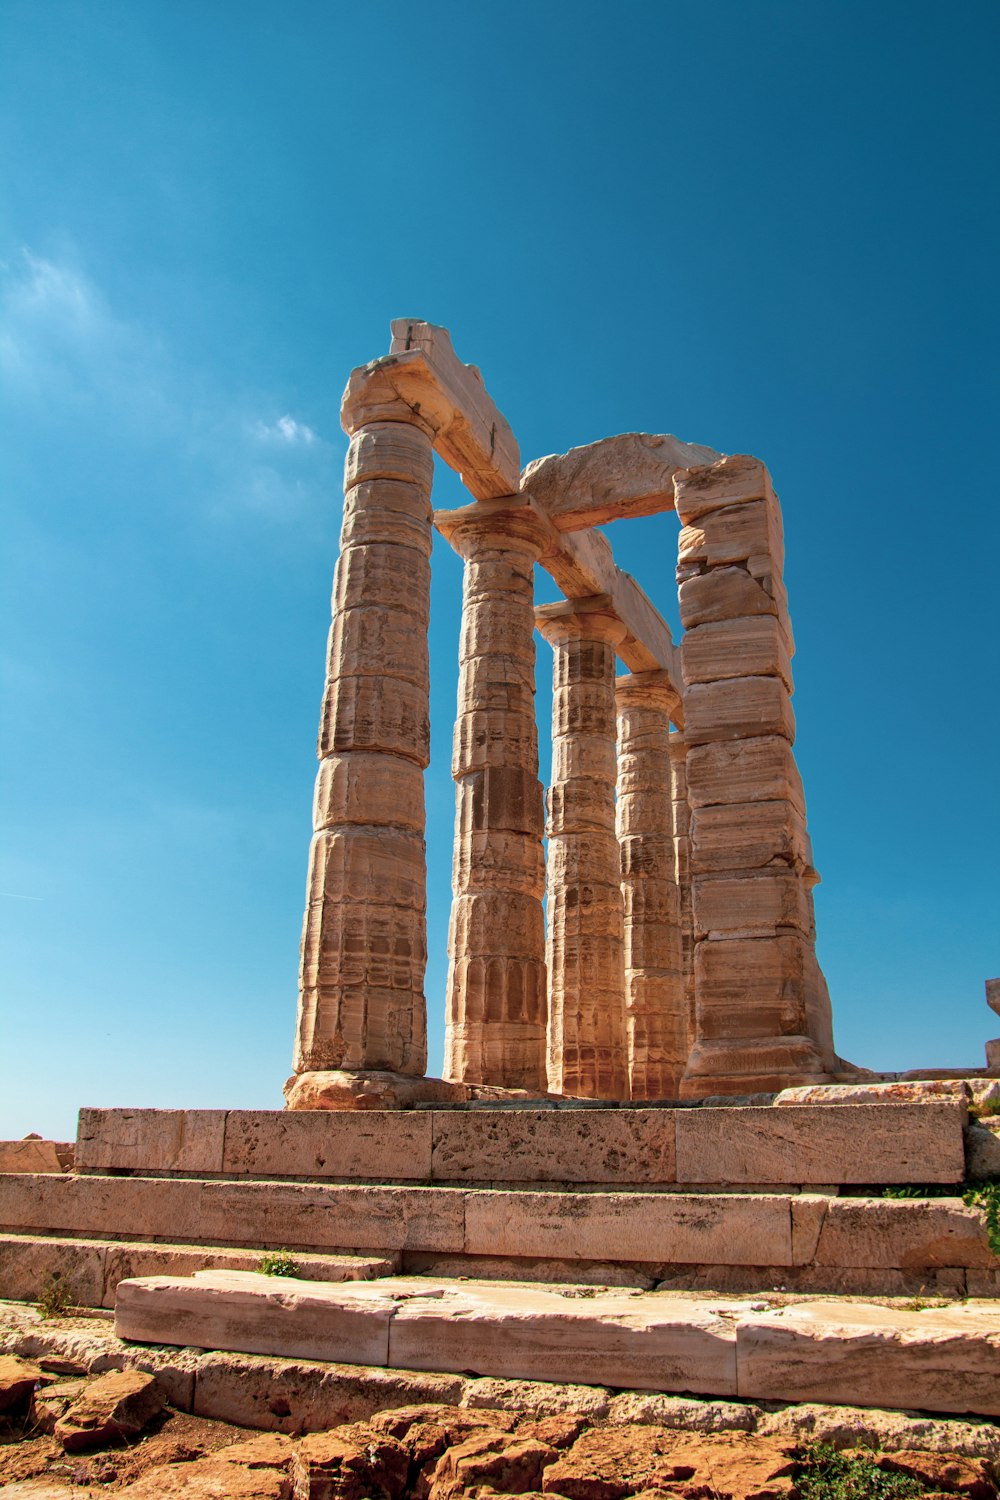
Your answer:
(7, 1298), (1000, 1456)
(113, 1268), (1000, 1418)
(74, 1102), (967, 1187)
(1, 1099), (996, 1307)
(2, 1170), (998, 1303)
(0, 1232), (396, 1309)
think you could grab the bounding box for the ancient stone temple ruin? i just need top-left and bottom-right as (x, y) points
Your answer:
(3, 320), (999, 1443)
(287, 320), (837, 1111)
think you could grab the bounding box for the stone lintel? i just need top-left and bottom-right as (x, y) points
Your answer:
(434, 503), (683, 714)
(351, 319), (520, 499)
(521, 432), (722, 531)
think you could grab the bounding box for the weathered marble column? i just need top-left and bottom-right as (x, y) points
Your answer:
(286, 369), (435, 1110)
(676, 454), (836, 1096)
(616, 672), (687, 1099)
(537, 597), (629, 1100)
(668, 729), (696, 1068)
(437, 500), (551, 1090)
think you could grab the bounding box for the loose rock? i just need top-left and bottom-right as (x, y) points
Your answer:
(875, 1450), (996, 1499)
(291, 1420), (410, 1500)
(0, 1353), (45, 1413)
(55, 1368), (165, 1451)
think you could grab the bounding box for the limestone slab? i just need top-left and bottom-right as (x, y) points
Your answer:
(384, 320), (521, 499)
(75, 1110), (226, 1175)
(692, 872), (811, 939)
(0, 1232), (106, 1308)
(967, 1120), (1000, 1181)
(682, 617), (793, 690)
(463, 1190), (793, 1266)
(690, 934), (817, 1041)
(674, 455), (773, 524)
(687, 737), (805, 812)
(0, 1173), (208, 1242)
(676, 1104), (965, 1185)
(684, 677), (795, 746)
(774, 1082), (969, 1109)
(520, 432), (719, 531)
(192, 1349), (465, 1431)
(736, 1300), (1000, 1417)
(690, 801), (811, 875)
(678, 566), (782, 630)
(678, 499), (783, 571)
(813, 1197), (997, 1269)
(0, 1139), (67, 1174)
(430, 1110), (676, 1185)
(388, 1283), (739, 1395)
(0, 1174), (465, 1255)
(102, 1242), (395, 1307)
(115, 1270), (396, 1365)
(222, 1110), (432, 1180)
(196, 1180), (465, 1253)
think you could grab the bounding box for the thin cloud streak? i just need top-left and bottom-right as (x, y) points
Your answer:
(1, 249), (333, 523)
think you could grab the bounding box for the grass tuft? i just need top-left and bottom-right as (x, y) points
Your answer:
(796, 1445), (924, 1500)
(257, 1249), (300, 1277)
(36, 1272), (75, 1319)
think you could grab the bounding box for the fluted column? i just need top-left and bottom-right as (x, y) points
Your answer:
(669, 728), (695, 1079)
(287, 375), (434, 1108)
(616, 672), (686, 1099)
(537, 596), (628, 1100)
(437, 500), (551, 1090)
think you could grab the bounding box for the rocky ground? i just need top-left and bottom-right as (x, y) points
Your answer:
(2, 1351), (999, 1500)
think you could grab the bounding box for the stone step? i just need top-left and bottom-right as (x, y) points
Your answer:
(1, 1171), (997, 1300)
(0, 1231), (398, 1308)
(74, 1101), (967, 1187)
(113, 1268), (1000, 1418)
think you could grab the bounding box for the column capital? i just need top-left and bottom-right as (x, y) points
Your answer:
(615, 670), (681, 717)
(341, 359), (439, 439)
(535, 595), (627, 648)
(435, 497), (557, 561)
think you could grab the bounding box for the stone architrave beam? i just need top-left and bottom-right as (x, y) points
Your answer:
(383, 319), (522, 498)
(521, 432), (721, 531)
(362, 321), (684, 715)
(541, 527), (684, 713)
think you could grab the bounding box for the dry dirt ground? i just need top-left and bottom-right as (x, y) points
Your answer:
(2, 1380), (999, 1500)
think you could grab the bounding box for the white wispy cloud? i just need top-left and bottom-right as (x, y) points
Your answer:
(1, 248), (333, 523)
(253, 414), (318, 446)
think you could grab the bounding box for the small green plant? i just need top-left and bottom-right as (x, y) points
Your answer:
(257, 1249), (300, 1277)
(880, 1184), (954, 1200)
(796, 1444), (924, 1500)
(963, 1179), (1000, 1256)
(36, 1272), (75, 1319)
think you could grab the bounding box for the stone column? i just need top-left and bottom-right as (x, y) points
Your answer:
(675, 455), (836, 1097)
(616, 673), (687, 1099)
(437, 500), (551, 1091)
(537, 597), (629, 1100)
(669, 729), (696, 1070)
(986, 979), (1000, 1073)
(286, 375), (434, 1110)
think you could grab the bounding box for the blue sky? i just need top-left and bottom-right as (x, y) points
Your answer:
(1, 1), (997, 1140)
